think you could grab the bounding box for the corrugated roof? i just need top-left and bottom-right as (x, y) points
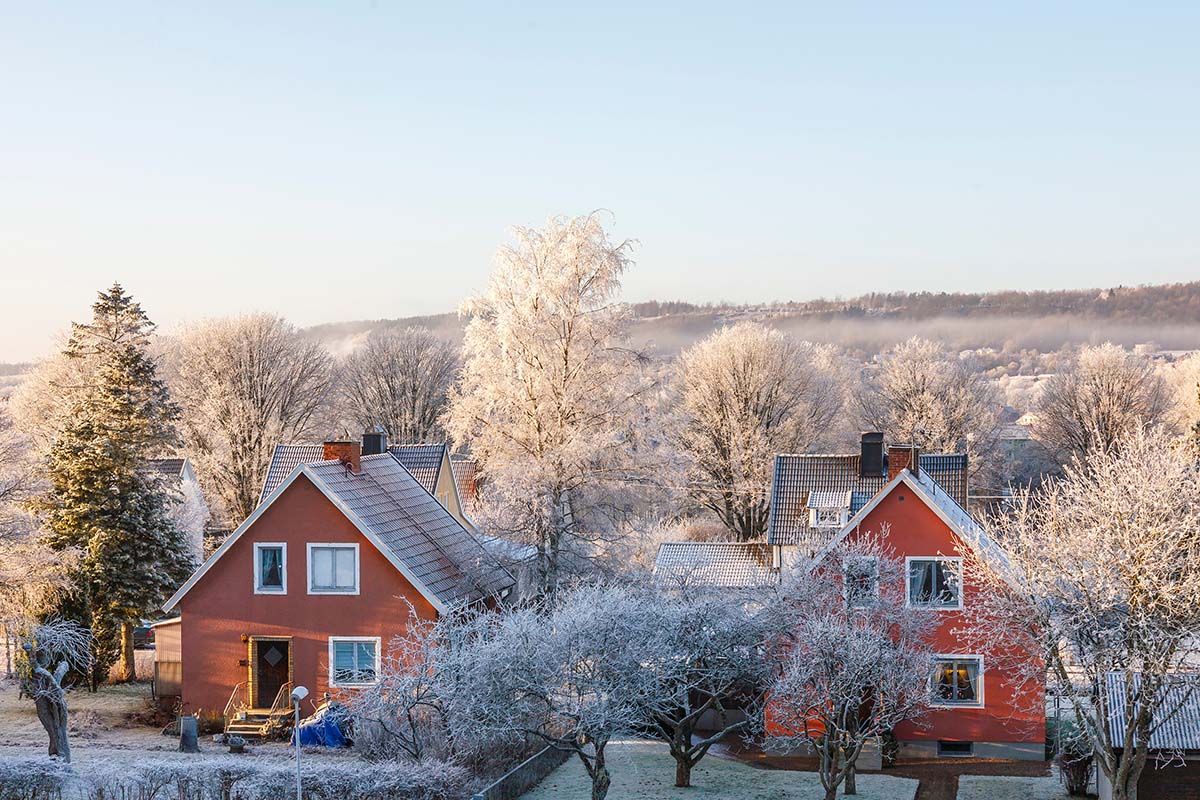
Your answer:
(141, 458), (187, 480)
(1105, 672), (1200, 751)
(259, 444), (324, 505)
(388, 443), (445, 493)
(653, 542), (779, 588)
(767, 452), (968, 549)
(304, 454), (512, 606)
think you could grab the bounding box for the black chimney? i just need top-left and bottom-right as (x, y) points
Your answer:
(860, 432), (885, 477)
(361, 429), (388, 457)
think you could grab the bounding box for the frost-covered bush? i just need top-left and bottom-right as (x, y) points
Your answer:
(231, 761), (468, 800)
(0, 757), (70, 800)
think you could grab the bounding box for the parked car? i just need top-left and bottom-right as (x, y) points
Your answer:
(132, 625), (155, 650)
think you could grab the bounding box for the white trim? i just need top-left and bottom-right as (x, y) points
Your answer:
(253, 542), (287, 595)
(930, 653), (985, 709)
(904, 556), (964, 610)
(328, 636), (382, 688)
(164, 462), (451, 614)
(307, 542), (361, 595)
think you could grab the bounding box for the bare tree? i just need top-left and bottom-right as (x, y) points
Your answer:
(857, 337), (1000, 479)
(765, 535), (935, 800)
(445, 213), (654, 595)
(960, 428), (1200, 800)
(674, 322), (845, 540)
(338, 327), (458, 444)
(1036, 343), (1171, 462)
(20, 619), (92, 762)
(169, 314), (334, 523)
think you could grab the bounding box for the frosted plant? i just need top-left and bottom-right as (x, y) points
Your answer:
(20, 619), (92, 762)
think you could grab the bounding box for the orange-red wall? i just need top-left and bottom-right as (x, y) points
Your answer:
(845, 483), (1044, 744)
(178, 475), (437, 716)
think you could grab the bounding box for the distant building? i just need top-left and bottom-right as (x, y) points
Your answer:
(141, 456), (208, 565)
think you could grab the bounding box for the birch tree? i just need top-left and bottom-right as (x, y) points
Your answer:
(857, 337), (1000, 478)
(445, 213), (652, 594)
(1036, 343), (1171, 462)
(765, 536), (935, 800)
(959, 428), (1200, 800)
(338, 327), (457, 444)
(674, 322), (844, 540)
(169, 314), (334, 523)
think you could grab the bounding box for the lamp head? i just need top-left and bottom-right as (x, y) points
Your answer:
(290, 685), (309, 702)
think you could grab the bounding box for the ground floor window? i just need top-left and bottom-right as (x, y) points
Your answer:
(932, 656), (983, 706)
(329, 637), (380, 687)
(938, 740), (974, 757)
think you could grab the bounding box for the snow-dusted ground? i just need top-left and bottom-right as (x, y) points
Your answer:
(524, 741), (919, 800)
(956, 775), (1070, 800)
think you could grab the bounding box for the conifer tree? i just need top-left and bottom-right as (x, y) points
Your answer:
(32, 284), (193, 686)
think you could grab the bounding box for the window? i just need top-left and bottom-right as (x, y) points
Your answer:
(938, 740), (974, 757)
(810, 508), (845, 529)
(329, 637), (380, 686)
(932, 656), (983, 706)
(907, 557), (962, 608)
(254, 543), (286, 594)
(843, 556), (879, 609)
(307, 544), (359, 594)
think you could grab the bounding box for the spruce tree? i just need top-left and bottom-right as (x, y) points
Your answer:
(33, 284), (194, 686)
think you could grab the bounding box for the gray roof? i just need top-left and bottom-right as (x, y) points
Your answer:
(1105, 672), (1200, 751)
(450, 457), (479, 505)
(259, 444), (324, 504)
(304, 454), (513, 607)
(388, 443), (446, 493)
(653, 542), (778, 588)
(767, 452), (968, 549)
(141, 457), (187, 480)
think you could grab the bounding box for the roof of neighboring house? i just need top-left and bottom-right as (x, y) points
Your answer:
(259, 444), (324, 505)
(388, 443), (446, 493)
(767, 452), (969, 549)
(450, 456), (479, 504)
(168, 453), (514, 613)
(653, 541), (778, 588)
(1105, 672), (1200, 751)
(141, 458), (188, 480)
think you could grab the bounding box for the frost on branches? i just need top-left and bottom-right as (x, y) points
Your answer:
(446, 213), (654, 595)
(764, 534), (936, 800)
(20, 619), (92, 762)
(674, 322), (845, 541)
(959, 429), (1200, 800)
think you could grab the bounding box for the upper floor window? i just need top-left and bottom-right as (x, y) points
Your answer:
(810, 508), (845, 529)
(329, 637), (380, 687)
(308, 543), (359, 594)
(932, 656), (983, 706)
(843, 555), (879, 609)
(254, 543), (286, 594)
(907, 557), (962, 609)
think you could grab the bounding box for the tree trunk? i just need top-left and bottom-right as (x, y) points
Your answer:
(34, 694), (70, 762)
(591, 745), (611, 800)
(845, 761), (857, 795)
(117, 620), (136, 682)
(675, 756), (692, 788)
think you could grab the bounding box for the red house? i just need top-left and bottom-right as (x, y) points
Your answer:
(768, 437), (1044, 761)
(162, 438), (513, 728)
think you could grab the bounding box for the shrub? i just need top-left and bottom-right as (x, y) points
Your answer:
(0, 758), (70, 800)
(232, 761), (469, 800)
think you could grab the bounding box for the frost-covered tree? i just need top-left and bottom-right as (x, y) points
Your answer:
(674, 322), (844, 540)
(9, 347), (97, 458)
(31, 284), (193, 686)
(338, 327), (457, 444)
(960, 429), (1200, 800)
(765, 535), (935, 800)
(169, 314), (333, 523)
(1036, 343), (1170, 462)
(857, 337), (1000, 478)
(446, 214), (653, 595)
(20, 619), (92, 762)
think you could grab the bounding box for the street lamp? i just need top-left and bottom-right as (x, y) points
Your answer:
(290, 685), (309, 800)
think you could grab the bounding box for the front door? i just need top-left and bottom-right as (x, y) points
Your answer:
(252, 638), (290, 708)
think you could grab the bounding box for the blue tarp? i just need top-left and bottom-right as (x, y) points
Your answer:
(291, 704), (347, 748)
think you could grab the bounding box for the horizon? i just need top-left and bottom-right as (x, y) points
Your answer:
(3, 3), (1199, 361)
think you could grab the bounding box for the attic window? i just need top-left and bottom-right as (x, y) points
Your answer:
(308, 543), (359, 595)
(810, 508), (846, 529)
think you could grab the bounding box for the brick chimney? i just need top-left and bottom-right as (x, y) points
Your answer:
(888, 444), (920, 480)
(323, 440), (361, 472)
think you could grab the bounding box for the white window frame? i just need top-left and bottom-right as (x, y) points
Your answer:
(328, 636), (382, 688)
(843, 555), (880, 609)
(307, 543), (361, 595)
(253, 542), (287, 595)
(905, 556), (964, 610)
(809, 508), (847, 529)
(930, 654), (985, 709)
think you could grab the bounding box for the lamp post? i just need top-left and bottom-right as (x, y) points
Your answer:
(290, 685), (309, 800)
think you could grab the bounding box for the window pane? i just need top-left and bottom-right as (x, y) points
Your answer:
(910, 561), (934, 604)
(333, 641), (355, 682)
(259, 547), (283, 588)
(934, 561), (959, 605)
(312, 548), (333, 588)
(335, 548), (355, 589)
(356, 642), (376, 681)
(935, 663), (956, 701)
(956, 662), (977, 702)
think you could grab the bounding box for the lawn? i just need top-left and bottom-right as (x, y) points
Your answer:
(523, 741), (919, 800)
(956, 775), (1071, 800)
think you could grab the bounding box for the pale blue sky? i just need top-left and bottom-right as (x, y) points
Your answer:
(2, 2), (1198, 360)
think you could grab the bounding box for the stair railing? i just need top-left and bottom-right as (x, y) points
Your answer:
(222, 682), (246, 734)
(268, 681), (294, 718)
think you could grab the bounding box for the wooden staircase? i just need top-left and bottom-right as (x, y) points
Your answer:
(223, 682), (294, 740)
